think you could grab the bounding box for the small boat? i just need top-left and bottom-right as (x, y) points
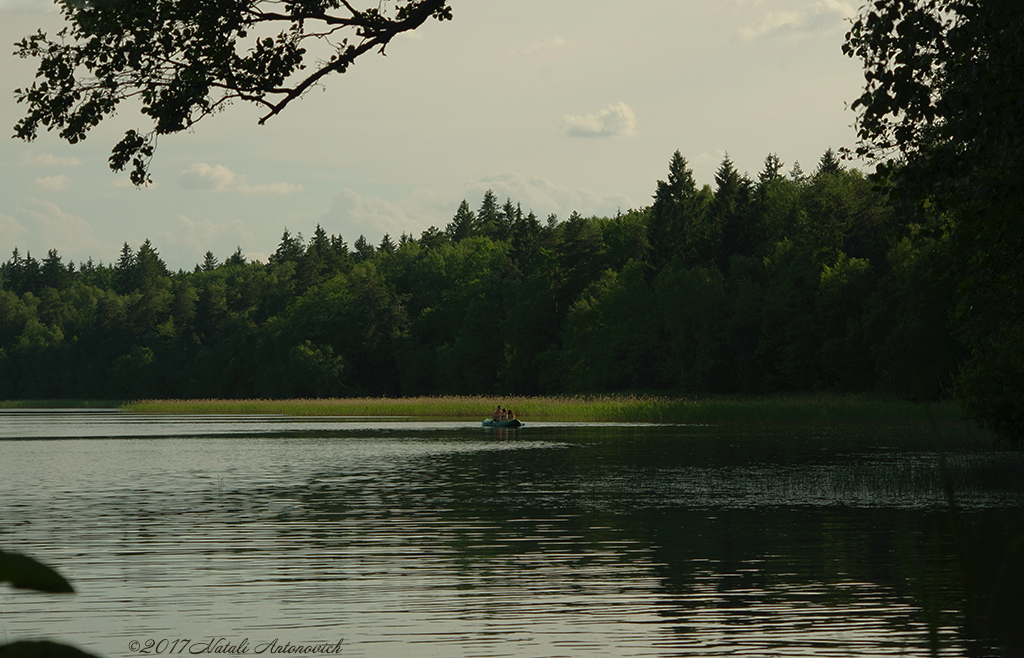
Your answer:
(482, 418), (523, 429)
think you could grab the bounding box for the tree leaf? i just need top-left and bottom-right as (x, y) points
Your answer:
(0, 550), (75, 594)
(0, 641), (102, 658)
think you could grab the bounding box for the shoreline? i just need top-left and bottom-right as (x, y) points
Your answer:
(1, 394), (969, 426)
(100, 394), (970, 426)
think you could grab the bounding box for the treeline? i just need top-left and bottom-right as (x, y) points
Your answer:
(0, 150), (963, 404)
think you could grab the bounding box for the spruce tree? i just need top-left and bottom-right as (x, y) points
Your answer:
(41, 249), (71, 289)
(710, 155), (756, 267)
(816, 148), (842, 177)
(201, 251), (219, 272)
(226, 247), (247, 266)
(445, 200), (476, 241)
(477, 190), (500, 235)
(758, 153), (784, 187)
(648, 150), (701, 271)
(271, 229), (305, 264)
(353, 235), (375, 262)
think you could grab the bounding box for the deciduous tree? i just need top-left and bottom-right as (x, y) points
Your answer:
(13, 0), (452, 184)
(844, 0), (1024, 439)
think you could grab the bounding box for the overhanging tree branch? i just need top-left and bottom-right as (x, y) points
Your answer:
(12, 0), (452, 185)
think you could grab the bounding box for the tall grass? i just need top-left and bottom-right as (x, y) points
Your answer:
(120, 394), (966, 425)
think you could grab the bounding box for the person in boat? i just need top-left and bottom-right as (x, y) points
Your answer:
(493, 405), (502, 421)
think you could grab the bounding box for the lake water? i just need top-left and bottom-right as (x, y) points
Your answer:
(1, 410), (1023, 657)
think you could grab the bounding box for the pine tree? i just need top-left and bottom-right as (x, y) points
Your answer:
(710, 155), (756, 267)
(477, 190), (500, 235)
(41, 248), (71, 289)
(114, 242), (136, 293)
(308, 225), (330, 256)
(135, 239), (169, 292)
(226, 247), (246, 266)
(789, 161), (807, 183)
(298, 224), (332, 290)
(444, 200), (476, 241)
(648, 151), (701, 271)
(201, 251), (219, 272)
(758, 153), (784, 187)
(816, 148), (842, 177)
(271, 229), (305, 264)
(353, 235), (375, 263)
(492, 198), (519, 240)
(330, 234), (348, 256)
(419, 226), (447, 250)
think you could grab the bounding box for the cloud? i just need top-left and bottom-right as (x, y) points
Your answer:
(515, 35), (568, 56)
(0, 212), (28, 244)
(3, 198), (108, 259)
(320, 175), (639, 247)
(34, 174), (71, 191)
(694, 150), (728, 166)
(177, 163), (304, 196)
(154, 214), (257, 265)
(19, 152), (82, 167)
(739, 0), (856, 41)
(321, 189), (451, 243)
(466, 173), (636, 220)
(562, 102), (637, 138)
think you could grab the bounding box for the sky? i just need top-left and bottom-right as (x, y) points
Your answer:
(1, 0), (867, 270)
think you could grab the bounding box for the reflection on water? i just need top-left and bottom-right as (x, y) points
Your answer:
(1, 411), (1022, 657)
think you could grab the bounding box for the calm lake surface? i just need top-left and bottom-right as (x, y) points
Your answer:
(1, 410), (1022, 657)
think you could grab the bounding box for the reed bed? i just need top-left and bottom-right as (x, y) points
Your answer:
(120, 394), (966, 426)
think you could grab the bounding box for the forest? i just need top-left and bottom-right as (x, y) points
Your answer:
(0, 149), (966, 407)
(5, 0), (1021, 443)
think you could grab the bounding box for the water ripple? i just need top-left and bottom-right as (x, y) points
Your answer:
(3, 413), (1021, 656)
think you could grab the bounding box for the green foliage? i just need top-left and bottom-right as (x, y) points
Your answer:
(845, 0), (1024, 438)
(0, 151), (990, 414)
(13, 0), (453, 184)
(710, 155), (757, 269)
(562, 262), (660, 391)
(0, 549), (101, 658)
(648, 151), (703, 271)
(817, 253), (875, 390)
(657, 263), (731, 391)
(956, 324), (1024, 441)
(0, 549), (74, 593)
(0, 640), (101, 658)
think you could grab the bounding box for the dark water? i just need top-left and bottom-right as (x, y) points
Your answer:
(1, 410), (1023, 657)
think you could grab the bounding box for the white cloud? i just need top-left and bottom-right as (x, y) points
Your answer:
(467, 173), (636, 220)
(155, 214), (256, 265)
(515, 35), (568, 56)
(563, 102), (637, 138)
(34, 174), (71, 191)
(321, 188), (451, 243)
(694, 150), (729, 166)
(0, 212), (28, 245)
(319, 174), (640, 246)
(739, 0), (856, 41)
(19, 152), (82, 167)
(4, 198), (108, 259)
(177, 163), (304, 196)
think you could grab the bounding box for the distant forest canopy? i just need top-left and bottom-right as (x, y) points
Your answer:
(0, 149), (963, 406)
